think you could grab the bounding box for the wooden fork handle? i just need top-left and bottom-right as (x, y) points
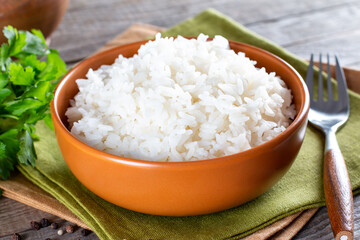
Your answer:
(324, 147), (354, 240)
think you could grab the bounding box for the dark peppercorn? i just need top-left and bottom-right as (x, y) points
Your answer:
(81, 228), (91, 236)
(40, 218), (51, 227)
(50, 222), (59, 229)
(45, 238), (51, 240)
(11, 233), (22, 240)
(65, 224), (76, 233)
(31, 221), (41, 230)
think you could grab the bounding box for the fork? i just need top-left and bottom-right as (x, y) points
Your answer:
(306, 54), (354, 240)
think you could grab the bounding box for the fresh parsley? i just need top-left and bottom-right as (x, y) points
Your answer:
(0, 26), (67, 180)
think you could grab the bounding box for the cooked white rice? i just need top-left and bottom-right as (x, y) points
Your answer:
(65, 33), (296, 162)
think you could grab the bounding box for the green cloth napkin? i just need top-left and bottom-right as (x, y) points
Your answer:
(17, 9), (360, 240)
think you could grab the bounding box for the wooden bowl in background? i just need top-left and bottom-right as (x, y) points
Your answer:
(0, 0), (69, 43)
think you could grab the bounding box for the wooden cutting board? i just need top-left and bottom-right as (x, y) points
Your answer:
(1, 23), (359, 240)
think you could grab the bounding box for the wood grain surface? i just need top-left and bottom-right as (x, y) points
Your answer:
(324, 148), (354, 239)
(1, 0), (360, 239)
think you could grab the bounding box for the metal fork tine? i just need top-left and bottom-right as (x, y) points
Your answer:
(335, 55), (349, 106)
(318, 53), (323, 102)
(326, 54), (333, 101)
(305, 54), (314, 102)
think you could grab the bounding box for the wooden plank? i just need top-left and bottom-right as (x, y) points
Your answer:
(64, 0), (356, 26)
(247, 2), (360, 46)
(286, 29), (360, 69)
(50, 0), (357, 63)
(0, 197), (98, 239)
(271, 208), (319, 239)
(294, 194), (360, 240)
(0, 172), (89, 230)
(347, 62), (360, 69)
(0, 228), (98, 240)
(0, 197), (61, 237)
(247, 2), (360, 68)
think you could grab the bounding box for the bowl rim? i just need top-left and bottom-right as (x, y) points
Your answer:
(51, 38), (310, 167)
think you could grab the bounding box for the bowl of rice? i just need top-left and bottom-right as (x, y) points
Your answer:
(51, 34), (309, 216)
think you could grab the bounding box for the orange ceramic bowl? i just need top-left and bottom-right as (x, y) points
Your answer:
(51, 39), (310, 216)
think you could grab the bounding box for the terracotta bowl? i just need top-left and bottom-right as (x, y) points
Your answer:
(51, 39), (310, 216)
(0, 0), (69, 43)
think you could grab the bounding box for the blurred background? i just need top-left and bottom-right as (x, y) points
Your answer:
(1, 0), (359, 68)
(50, 0), (360, 68)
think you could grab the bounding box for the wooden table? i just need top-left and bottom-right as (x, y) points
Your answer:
(1, 0), (359, 239)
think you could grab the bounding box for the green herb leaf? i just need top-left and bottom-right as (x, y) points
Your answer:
(43, 113), (54, 131)
(22, 105), (48, 125)
(21, 31), (47, 56)
(17, 128), (36, 167)
(0, 129), (20, 158)
(3, 26), (27, 57)
(2, 26), (17, 45)
(0, 76), (8, 88)
(22, 55), (46, 73)
(39, 49), (67, 82)
(0, 141), (14, 180)
(0, 142), (6, 159)
(0, 88), (11, 102)
(0, 43), (11, 71)
(0, 118), (18, 132)
(4, 98), (44, 116)
(0, 26), (67, 180)
(24, 81), (50, 101)
(31, 29), (46, 45)
(8, 63), (35, 86)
